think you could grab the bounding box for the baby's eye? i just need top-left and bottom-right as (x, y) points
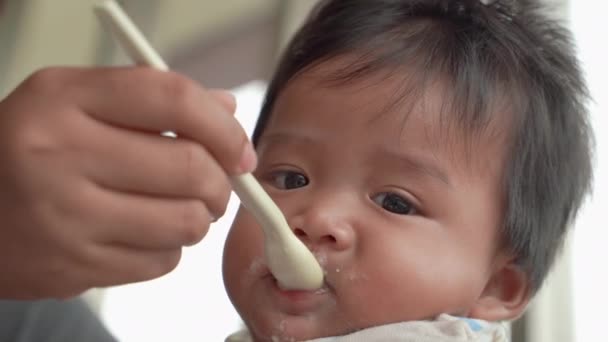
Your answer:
(372, 192), (417, 215)
(269, 170), (309, 190)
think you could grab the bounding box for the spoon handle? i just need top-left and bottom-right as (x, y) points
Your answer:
(94, 0), (324, 290)
(94, 0), (168, 71)
(94, 0), (289, 240)
(230, 174), (291, 240)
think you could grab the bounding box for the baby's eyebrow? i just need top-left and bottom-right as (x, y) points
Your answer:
(380, 148), (452, 187)
(257, 131), (319, 148)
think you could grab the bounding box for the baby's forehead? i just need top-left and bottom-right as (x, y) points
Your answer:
(284, 56), (513, 147)
(270, 58), (513, 174)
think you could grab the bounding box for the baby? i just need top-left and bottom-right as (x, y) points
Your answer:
(222, 0), (592, 341)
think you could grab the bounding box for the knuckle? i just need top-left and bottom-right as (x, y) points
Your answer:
(205, 178), (231, 218)
(163, 73), (198, 126)
(180, 142), (205, 189)
(149, 249), (182, 279)
(7, 72), (73, 160)
(226, 131), (250, 173)
(49, 180), (93, 225)
(213, 131), (249, 174)
(179, 143), (231, 218)
(23, 67), (68, 95)
(229, 131), (249, 166)
(163, 249), (183, 273)
(178, 201), (211, 245)
(13, 122), (59, 158)
(46, 255), (86, 297)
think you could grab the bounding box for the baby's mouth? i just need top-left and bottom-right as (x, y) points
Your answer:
(270, 274), (331, 296)
(264, 250), (335, 293)
(262, 262), (337, 315)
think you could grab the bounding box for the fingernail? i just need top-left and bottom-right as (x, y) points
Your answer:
(237, 142), (258, 174)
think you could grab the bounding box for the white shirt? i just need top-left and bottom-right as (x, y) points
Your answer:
(225, 314), (508, 342)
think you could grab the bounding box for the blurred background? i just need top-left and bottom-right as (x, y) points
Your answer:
(0, 0), (605, 341)
(0, 0), (314, 95)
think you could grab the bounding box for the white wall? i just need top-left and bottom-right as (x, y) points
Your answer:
(570, 1), (608, 341)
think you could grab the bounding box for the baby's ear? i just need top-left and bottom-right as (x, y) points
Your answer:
(469, 257), (531, 321)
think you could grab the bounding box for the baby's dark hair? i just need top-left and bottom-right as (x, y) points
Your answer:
(252, 0), (593, 294)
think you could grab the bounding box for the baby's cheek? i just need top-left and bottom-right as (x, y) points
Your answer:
(227, 209), (266, 254)
(350, 250), (475, 321)
(223, 210), (264, 289)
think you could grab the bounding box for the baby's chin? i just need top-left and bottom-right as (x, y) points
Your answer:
(246, 310), (354, 342)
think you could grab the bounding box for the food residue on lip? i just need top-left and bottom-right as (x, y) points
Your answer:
(248, 257), (265, 275)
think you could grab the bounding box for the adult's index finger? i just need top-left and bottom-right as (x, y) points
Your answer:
(74, 67), (254, 175)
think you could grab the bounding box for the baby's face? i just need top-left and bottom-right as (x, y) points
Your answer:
(223, 60), (510, 341)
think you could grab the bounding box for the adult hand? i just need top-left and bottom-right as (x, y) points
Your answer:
(0, 67), (256, 299)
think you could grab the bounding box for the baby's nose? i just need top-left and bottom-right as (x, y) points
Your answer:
(292, 217), (355, 252)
